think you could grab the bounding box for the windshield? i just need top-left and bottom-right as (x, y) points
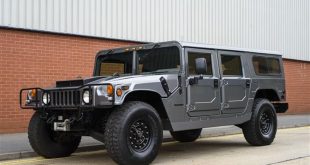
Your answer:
(95, 46), (180, 76)
(96, 52), (133, 76)
(138, 46), (180, 74)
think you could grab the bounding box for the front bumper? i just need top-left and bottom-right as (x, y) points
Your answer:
(20, 83), (114, 110)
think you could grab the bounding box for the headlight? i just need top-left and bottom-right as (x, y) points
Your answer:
(42, 92), (51, 105)
(96, 85), (113, 96)
(82, 90), (90, 104)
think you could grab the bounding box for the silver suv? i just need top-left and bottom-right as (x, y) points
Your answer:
(20, 41), (288, 165)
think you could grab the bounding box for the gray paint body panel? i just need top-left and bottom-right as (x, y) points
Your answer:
(94, 41), (285, 131)
(40, 41), (287, 132)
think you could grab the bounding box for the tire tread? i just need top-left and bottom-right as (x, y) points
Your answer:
(104, 101), (162, 165)
(241, 98), (277, 146)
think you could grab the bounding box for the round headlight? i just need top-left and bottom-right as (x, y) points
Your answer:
(83, 90), (90, 104)
(42, 92), (50, 105)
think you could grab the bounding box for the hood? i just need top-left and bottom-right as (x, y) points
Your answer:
(96, 74), (179, 96)
(56, 74), (179, 96)
(90, 74), (177, 86)
(55, 76), (105, 87)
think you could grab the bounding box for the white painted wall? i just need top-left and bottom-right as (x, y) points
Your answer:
(0, 0), (309, 61)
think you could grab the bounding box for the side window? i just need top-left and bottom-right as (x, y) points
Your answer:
(221, 55), (243, 76)
(268, 58), (281, 73)
(252, 56), (281, 75)
(188, 52), (213, 75)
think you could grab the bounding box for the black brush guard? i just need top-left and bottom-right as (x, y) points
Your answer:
(20, 83), (113, 109)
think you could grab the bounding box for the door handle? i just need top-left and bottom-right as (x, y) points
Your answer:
(246, 80), (250, 88)
(214, 79), (219, 88)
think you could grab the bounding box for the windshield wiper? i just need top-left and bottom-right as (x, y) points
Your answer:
(112, 72), (120, 77)
(104, 72), (121, 80)
(144, 71), (169, 75)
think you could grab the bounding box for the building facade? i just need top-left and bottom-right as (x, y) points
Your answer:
(0, 0), (309, 133)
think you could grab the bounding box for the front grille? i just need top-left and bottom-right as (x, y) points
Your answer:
(50, 90), (81, 107)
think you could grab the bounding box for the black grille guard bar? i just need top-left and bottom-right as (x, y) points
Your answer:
(19, 83), (113, 109)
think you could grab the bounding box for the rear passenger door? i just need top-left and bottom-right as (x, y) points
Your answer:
(218, 51), (250, 114)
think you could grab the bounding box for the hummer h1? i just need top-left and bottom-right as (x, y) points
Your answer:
(20, 41), (288, 165)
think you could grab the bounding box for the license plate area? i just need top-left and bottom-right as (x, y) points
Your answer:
(53, 119), (71, 131)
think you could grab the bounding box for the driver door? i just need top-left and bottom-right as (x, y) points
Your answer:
(185, 48), (221, 117)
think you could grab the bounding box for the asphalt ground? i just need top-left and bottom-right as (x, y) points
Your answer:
(0, 126), (309, 165)
(0, 114), (309, 161)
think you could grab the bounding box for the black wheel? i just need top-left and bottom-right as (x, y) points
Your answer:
(241, 99), (277, 146)
(28, 112), (81, 158)
(170, 129), (202, 142)
(104, 101), (163, 165)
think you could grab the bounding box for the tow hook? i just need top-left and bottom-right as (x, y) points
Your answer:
(53, 119), (71, 131)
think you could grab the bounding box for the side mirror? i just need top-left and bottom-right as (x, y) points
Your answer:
(195, 58), (207, 75)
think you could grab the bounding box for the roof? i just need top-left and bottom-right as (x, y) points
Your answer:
(98, 41), (282, 56)
(178, 41), (282, 56)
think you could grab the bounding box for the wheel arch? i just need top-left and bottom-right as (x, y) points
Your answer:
(254, 89), (280, 101)
(123, 90), (169, 120)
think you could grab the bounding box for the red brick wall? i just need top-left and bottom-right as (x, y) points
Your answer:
(0, 28), (138, 133)
(0, 28), (309, 133)
(283, 60), (310, 114)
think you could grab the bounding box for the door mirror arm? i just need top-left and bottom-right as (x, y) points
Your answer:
(189, 76), (199, 85)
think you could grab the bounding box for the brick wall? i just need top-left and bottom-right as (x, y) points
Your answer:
(0, 28), (309, 133)
(0, 28), (137, 133)
(283, 60), (310, 114)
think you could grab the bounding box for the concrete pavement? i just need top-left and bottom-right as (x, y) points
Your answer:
(1, 126), (309, 165)
(0, 114), (309, 161)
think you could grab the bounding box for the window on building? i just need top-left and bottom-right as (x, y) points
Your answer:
(188, 52), (213, 75)
(221, 55), (243, 76)
(252, 56), (281, 75)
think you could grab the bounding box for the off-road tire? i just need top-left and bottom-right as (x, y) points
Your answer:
(104, 101), (163, 165)
(170, 129), (202, 142)
(241, 99), (277, 146)
(28, 112), (81, 158)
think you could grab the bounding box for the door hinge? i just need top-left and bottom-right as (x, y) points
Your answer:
(186, 104), (196, 112)
(221, 103), (229, 109)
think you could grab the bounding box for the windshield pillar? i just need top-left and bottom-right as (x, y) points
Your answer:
(132, 50), (138, 75)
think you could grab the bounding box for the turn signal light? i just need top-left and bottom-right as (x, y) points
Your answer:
(116, 88), (122, 96)
(30, 89), (36, 97)
(107, 85), (113, 96)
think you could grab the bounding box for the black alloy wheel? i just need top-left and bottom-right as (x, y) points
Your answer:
(104, 101), (163, 165)
(128, 120), (152, 152)
(241, 98), (277, 146)
(259, 111), (274, 136)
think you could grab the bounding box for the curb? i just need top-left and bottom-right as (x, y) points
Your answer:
(0, 138), (175, 161)
(0, 124), (309, 161)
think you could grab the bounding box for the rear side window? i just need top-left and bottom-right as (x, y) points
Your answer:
(252, 56), (281, 75)
(221, 55), (243, 76)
